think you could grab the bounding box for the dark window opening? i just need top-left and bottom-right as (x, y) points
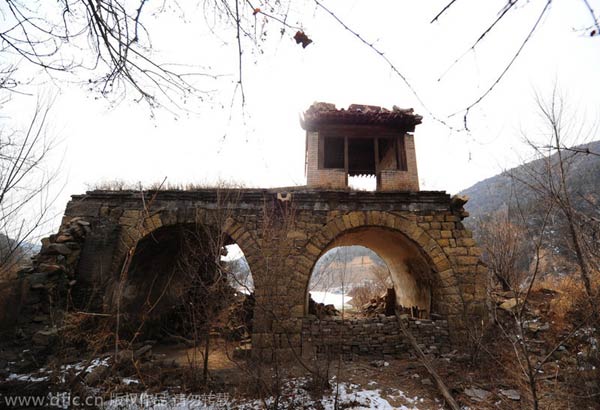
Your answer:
(397, 135), (408, 171)
(348, 138), (375, 176)
(323, 137), (345, 169)
(377, 138), (390, 163)
(377, 138), (397, 170)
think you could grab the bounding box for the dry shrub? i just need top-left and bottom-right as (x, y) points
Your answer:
(89, 179), (248, 192)
(0, 266), (17, 280)
(534, 270), (600, 325)
(60, 312), (114, 354)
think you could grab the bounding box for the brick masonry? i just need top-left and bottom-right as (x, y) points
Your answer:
(305, 131), (347, 188)
(377, 134), (419, 191)
(12, 188), (488, 359)
(302, 315), (450, 358)
(305, 131), (420, 191)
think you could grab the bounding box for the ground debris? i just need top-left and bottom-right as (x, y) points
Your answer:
(464, 387), (491, 402)
(499, 388), (521, 401)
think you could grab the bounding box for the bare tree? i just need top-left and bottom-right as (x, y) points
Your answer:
(0, 100), (59, 277)
(2, 1), (597, 119)
(513, 89), (599, 312)
(430, 0), (599, 126)
(476, 208), (529, 291)
(0, 0), (308, 110)
(480, 89), (600, 409)
(172, 224), (234, 385)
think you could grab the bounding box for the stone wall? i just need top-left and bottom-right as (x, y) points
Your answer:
(2, 216), (92, 348)
(301, 316), (450, 358)
(14, 188), (487, 359)
(305, 131), (420, 192)
(305, 131), (347, 188)
(377, 134), (419, 191)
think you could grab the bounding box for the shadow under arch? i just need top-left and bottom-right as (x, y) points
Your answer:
(308, 228), (434, 315)
(112, 221), (256, 338)
(301, 211), (461, 319)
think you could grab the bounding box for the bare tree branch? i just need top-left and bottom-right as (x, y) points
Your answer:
(452, 0), (552, 130)
(430, 0), (460, 24)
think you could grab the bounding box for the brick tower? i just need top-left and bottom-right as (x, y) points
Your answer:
(302, 102), (421, 191)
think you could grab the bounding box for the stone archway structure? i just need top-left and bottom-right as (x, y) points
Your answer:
(25, 188), (487, 359)
(301, 212), (463, 318)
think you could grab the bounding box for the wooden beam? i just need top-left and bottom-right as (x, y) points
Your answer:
(374, 137), (379, 174)
(394, 135), (400, 170)
(397, 134), (408, 171)
(344, 136), (349, 174)
(318, 133), (324, 169)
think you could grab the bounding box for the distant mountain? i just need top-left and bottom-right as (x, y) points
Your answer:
(309, 246), (389, 292)
(459, 140), (600, 272)
(0, 234), (37, 280)
(460, 140), (600, 220)
(223, 256), (253, 292)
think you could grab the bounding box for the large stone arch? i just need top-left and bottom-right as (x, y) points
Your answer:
(298, 211), (462, 321)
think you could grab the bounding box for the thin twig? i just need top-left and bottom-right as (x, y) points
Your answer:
(430, 0), (459, 24)
(581, 0), (600, 34)
(452, 0), (552, 130)
(313, 0), (455, 130)
(234, 0), (245, 107)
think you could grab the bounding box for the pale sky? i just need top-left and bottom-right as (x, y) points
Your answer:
(3, 0), (599, 236)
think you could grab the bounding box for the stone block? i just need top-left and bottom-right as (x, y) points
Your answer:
(306, 242), (321, 256)
(287, 230), (308, 240)
(456, 256), (479, 265)
(441, 222), (455, 230)
(468, 247), (483, 256)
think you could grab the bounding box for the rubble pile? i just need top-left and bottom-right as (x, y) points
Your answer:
(308, 294), (339, 318)
(360, 295), (388, 316)
(224, 292), (255, 341)
(359, 289), (402, 316)
(10, 218), (91, 347)
(357, 288), (426, 318)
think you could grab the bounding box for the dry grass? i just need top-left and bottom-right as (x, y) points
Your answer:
(60, 312), (115, 354)
(0, 267), (17, 281)
(88, 179), (250, 192)
(533, 270), (600, 325)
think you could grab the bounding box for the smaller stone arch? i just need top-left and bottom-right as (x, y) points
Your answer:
(105, 208), (263, 315)
(113, 208), (262, 279)
(299, 211), (462, 320)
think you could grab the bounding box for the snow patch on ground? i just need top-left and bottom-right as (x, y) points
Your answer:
(310, 291), (353, 310)
(5, 356), (112, 385)
(100, 376), (436, 409)
(232, 378), (431, 410)
(6, 373), (49, 382)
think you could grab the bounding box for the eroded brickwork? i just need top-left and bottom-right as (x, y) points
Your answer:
(303, 103), (421, 192)
(302, 316), (450, 358)
(13, 188), (487, 359)
(377, 134), (419, 191)
(305, 131), (347, 188)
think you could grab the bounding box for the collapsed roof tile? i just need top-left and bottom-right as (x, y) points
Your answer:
(301, 102), (422, 132)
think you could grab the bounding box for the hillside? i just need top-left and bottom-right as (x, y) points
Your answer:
(309, 246), (389, 292)
(459, 140), (600, 274)
(460, 140), (600, 220)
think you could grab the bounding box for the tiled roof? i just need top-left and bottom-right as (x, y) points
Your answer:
(301, 102), (422, 131)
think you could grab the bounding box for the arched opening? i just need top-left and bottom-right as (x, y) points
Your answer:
(222, 243), (254, 294)
(348, 175), (377, 191)
(117, 223), (255, 367)
(306, 226), (434, 319)
(308, 245), (391, 316)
